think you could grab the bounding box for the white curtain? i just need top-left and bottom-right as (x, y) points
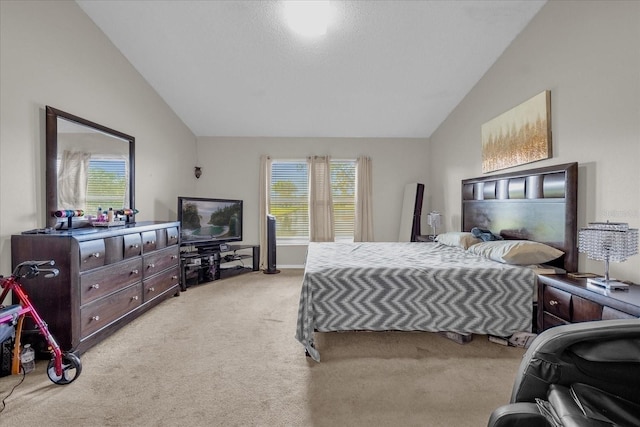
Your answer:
(58, 150), (91, 210)
(354, 155), (374, 242)
(259, 155), (272, 270)
(308, 156), (335, 242)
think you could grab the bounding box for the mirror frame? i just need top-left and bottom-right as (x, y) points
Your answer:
(45, 106), (135, 228)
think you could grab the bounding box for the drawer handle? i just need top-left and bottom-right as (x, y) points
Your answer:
(171, 255), (178, 260)
(131, 269), (139, 275)
(90, 252), (101, 258)
(172, 275), (178, 280)
(148, 263), (155, 269)
(91, 283), (100, 290)
(170, 235), (177, 239)
(148, 287), (155, 292)
(147, 240), (155, 245)
(549, 300), (559, 306)
(131, 295), (139, 301)
(91, 315), (100, 321)
(131, 244), (140, 249)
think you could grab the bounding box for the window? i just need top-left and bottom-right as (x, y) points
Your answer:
(56, 155), (128, 214)
(270, 159), (356, 243)
(270, 160), (309, 242)
(330, 160), (356, 241)
(86, 156), (128, 213)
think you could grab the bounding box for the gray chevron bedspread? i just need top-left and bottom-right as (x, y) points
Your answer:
(295, 242), (537, 361)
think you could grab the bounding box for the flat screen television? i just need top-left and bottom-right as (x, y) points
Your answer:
(178, 196), (243, 245)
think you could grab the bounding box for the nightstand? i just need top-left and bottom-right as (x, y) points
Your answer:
(537, 274), (640, 332)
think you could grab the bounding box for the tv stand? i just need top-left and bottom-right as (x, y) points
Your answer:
(180, 243), (259, 290)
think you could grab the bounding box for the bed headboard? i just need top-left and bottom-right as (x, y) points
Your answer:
(461, 162), (578, 272)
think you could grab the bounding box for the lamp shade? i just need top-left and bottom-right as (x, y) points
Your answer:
(578, 222), (638, 262)
(427, 212), (442, 228)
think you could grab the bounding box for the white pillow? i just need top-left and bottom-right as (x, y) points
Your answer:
(435, 232), (482, 250)
(467, 240), (564, 265)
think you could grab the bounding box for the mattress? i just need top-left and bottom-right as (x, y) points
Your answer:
(295, 242), (537, 361)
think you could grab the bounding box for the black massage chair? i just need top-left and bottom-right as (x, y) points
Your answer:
(487, 319), (640, 427)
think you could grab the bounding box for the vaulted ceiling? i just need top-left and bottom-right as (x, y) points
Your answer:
(77, 0), (546, 138)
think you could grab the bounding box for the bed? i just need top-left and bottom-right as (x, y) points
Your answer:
(295, 162), (578, 361)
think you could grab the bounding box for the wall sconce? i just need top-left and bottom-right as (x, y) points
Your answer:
(194, 166), (202, 179)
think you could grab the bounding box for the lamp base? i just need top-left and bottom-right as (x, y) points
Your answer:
(587, 277), (629, 291)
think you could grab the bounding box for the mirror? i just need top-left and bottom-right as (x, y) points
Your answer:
(45, 106), (135, 228)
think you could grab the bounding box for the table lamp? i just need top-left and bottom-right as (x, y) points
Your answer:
(427, 211), (442, 238)
(578, 221), (638, 290)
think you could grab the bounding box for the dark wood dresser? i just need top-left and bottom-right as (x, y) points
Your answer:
(11, 221), (180, 355)
(538, 274), (640, 332)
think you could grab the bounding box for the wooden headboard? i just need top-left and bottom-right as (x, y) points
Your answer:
(461, 162), (578, 272)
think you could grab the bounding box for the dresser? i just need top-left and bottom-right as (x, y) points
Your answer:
(11, 221), (180, 355)
(538, 274), (640, 332)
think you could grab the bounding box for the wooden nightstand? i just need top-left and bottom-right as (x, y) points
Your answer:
(537, 274), (640, 332)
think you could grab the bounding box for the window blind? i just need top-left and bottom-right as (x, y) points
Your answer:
(86, 157), (128, 213)
(270, 160), (309, 240)
(331, 160), (356, 241)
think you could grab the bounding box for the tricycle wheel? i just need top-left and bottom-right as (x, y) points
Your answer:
(47, 352), (82, 385)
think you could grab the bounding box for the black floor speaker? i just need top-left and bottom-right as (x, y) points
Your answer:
(264, 214), (280, 274)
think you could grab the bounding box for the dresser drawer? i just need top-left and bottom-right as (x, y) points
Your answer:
(166, 227), (179, 246)
(543, 312), (570, 329)
(104, 236), (124, 264)
(543, 286), (571, 322)
(602, 306), (637, 320)
(124, 233), (142, 258)
(80, 284), (142, 339)
(80, 257), (143, 305)
(141, 231), (157, 252)
(154, 229), (167, 249)
(79, 239), (106, 271)
(572, 295), (602, 322)
(143, 246), (179, 276)
(144, 265), (179, 302)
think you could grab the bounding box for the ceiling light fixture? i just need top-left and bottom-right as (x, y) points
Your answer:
(284, 0), (331, 37)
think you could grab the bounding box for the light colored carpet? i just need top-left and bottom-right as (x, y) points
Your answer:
(0, 269), (524, 426)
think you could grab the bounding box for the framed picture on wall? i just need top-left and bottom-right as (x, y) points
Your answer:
(481, 90), (551, 173)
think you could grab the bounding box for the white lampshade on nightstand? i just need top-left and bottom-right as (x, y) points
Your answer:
(578, 221), (639, 290)
(427, 211), (442, 237)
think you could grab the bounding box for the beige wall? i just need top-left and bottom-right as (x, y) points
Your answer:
(429, 0), (640, 283)
(194, 137), (430, 266)
(0, 1), (197, 274)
